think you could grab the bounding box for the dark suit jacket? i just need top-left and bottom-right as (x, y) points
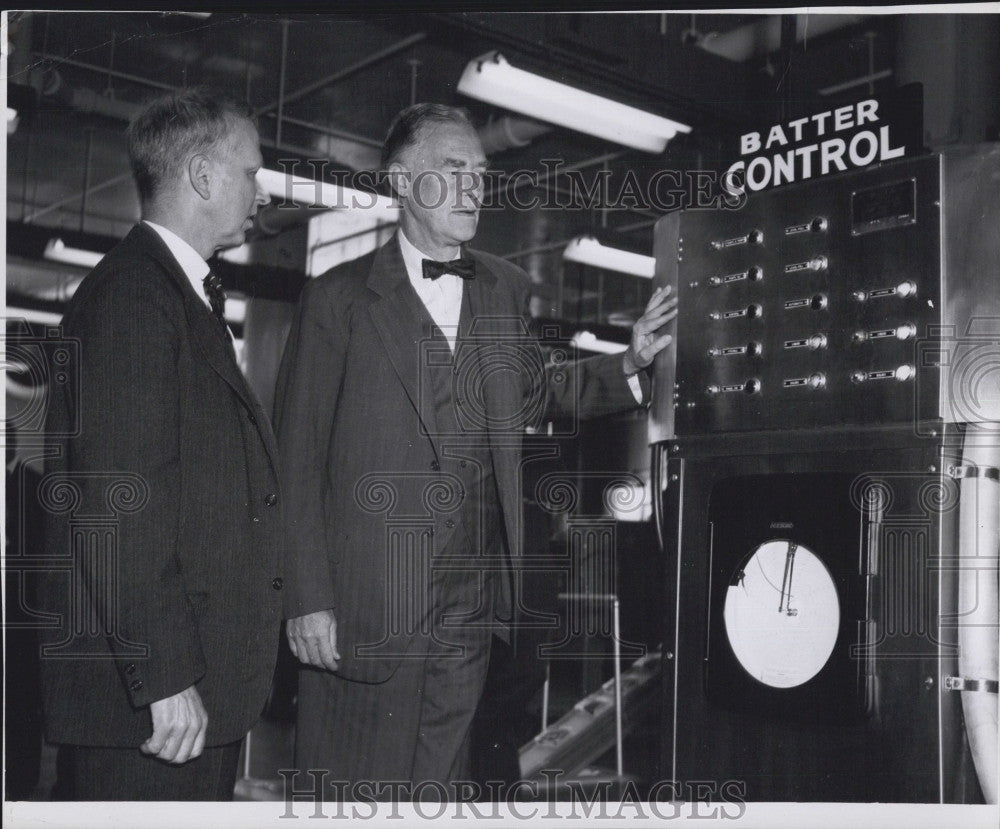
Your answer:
(39, 223), (285, 747)
(274, 236), (644, 684)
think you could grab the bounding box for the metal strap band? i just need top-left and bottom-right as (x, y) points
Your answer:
(944, 676), (999, 694)
(948, 465), (1000, 482)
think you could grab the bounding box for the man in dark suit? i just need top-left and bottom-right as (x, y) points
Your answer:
(38, 87), (283, 800)
(274, 103), (674, 795)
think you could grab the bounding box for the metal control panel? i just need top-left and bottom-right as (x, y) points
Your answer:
(651, 145), (1000, 437)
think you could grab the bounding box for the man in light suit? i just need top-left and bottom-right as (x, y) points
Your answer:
(275, 103), (674, 794)
(38, 87), (283, 800)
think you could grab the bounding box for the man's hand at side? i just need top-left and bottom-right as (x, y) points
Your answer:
(623, 285), (678, 375)
(140, 685), (208, 764)
(286, 609), (340, 672)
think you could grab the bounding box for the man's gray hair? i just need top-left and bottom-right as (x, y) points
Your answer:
(380, 102), (475, 170)
(126, 86), (255, 202)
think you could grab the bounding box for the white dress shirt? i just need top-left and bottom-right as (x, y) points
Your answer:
(397, 229), (463, 353)
(397, 229), (643, 403)
(143, 220), (213, 311)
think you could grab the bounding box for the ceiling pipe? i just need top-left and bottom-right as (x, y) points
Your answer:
(696, 14), (869, 62)
(477, 114), (552, 155)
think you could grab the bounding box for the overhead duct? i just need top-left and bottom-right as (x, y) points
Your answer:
(477, 114), (552, 155)
(696, 14), (869, 62)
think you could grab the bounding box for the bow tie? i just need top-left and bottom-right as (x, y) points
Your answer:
(202, 271), (227, 326)
(422, 257), (476, 281)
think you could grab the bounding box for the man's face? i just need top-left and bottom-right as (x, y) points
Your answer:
(391, 120), (487, 256)
(207, 118), (269, 252)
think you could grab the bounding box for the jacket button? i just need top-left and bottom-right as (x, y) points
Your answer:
(248, 414), (257, 426)
(130, 679), (144, 692)
(264, 493), (278, 507)
(430, 461), (440, 471)
(445, 519), (455, 529)
(125, 663), (136, 675)
(271, 577), (283, 591)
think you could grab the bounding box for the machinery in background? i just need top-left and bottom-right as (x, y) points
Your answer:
(650, 144), (1000, 803)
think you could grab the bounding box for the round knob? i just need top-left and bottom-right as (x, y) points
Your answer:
(707, 384), (720, 395)
(896, 323), (917, 340)
(709, 311), (721, 320)
(810, 216), (828, 233)
(748, 266), (764, 281)
(809, 372), (827, 389)
(853, 330), (868, 344)
(895, 364), (915, 381)
(748, 341), (762, 356)
(853, 290), (868, 302)
(707, 347), (720, 357)
(746, 303), (762, 319)
(709, 276), (722, 286)
(808, 333), (828, 350)
(851, 371), (867, 384)
(743, 378), (761, 394)
(810, 294), (828, 311)
(809, 255), (828, 271)
(748, 229), (763, 245)
(896, 281), (917, 298)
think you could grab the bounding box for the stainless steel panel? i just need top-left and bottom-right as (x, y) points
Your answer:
(652, 144), (1000, 437)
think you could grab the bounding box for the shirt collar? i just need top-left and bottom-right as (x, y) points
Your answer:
(143, 220), (212, 309)
(396, 228), (428, 285)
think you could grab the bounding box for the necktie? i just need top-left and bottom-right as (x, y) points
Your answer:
(202, 271), (227, 326)
(422, 257), (476, 281)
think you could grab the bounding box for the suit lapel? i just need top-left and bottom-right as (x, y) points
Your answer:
(366, 237), (443, 446)
(464, 253), (525, 443)
(135, 224), (280, 468)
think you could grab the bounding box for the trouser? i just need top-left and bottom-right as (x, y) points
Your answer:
(66, 740), (242, 801)
(295, 563), (495, 799)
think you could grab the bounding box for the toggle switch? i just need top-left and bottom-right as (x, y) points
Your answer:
(808, 372), (827, 389)
(808, 333), (828, 350)
(895, 323), (917, 340)
(896, 281), (917, 298)
(810, 216), (828, 233)
(810, 294), (828, 311)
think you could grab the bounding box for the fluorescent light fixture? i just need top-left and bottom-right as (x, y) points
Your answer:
(571, 330), (628, 355)
(457, 52), (691, 153)
(5, 307), (64, 327)
(257, 168), (397, 217)
(43, 238), (104, 269)
(563, 236), (655, 278)
(224, 296), (247, 326)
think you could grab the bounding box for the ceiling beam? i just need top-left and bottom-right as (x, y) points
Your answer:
(253, 31), (427, 118)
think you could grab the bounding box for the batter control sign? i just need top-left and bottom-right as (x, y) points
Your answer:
(724, 84), (924, 194)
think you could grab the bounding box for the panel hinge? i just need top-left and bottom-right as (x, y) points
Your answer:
(943, 676), (999, 694)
